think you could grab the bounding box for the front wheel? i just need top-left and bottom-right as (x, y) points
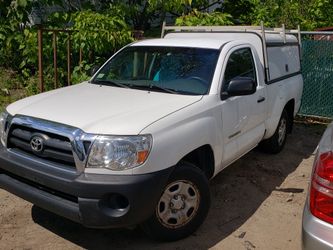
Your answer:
(141, 162), (210, 241)
(260, 109), (288, 154)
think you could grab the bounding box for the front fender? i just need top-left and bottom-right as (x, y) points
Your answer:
(133, 114), (221, 175)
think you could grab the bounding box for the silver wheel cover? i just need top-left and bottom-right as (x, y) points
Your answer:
(156, 180), (200, 229)
(278, 117), (287, 146)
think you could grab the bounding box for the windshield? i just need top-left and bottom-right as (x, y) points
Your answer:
(92, 46), (219, 95)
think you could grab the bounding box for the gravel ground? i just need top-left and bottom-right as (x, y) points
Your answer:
(0, 122), (326, 250)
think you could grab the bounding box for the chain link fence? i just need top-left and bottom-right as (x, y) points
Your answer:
(300, 35), (333, 118)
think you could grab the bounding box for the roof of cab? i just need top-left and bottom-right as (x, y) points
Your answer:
(130, 38), (228, 49)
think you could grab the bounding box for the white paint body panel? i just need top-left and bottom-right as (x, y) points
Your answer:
(6, 32), (303, 176)
(7, 82), (202, 135)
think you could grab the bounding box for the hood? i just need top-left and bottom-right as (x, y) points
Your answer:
(7, 82), (202, 135)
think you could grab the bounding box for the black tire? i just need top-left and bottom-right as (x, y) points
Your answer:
(260, 109), (288, 154)
(141, 162), (210, 241)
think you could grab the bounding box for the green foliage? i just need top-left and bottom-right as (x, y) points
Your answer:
(71, 61), (91, 84)
(107, 1), (155, 30)
(72, 10), (133, 56)
(70, 10), (133, 83)
(0, 1), (55, 83)
(175, 10), (233, 26)
(300, 0), (333, 30)
(220, 0), (254, 24)
(20, 28), (38, 77)
(24, 75), (40, 96)
(148, 0), (209, 15)
(249, 0), (333, 30)
(0, 68), (30, 110)
(99, 0), (212, 30)
(0, 2), (134, 91)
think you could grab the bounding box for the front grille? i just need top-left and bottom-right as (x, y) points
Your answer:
(7, 125), (76, 167)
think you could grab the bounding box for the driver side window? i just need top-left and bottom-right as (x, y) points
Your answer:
(222, 48), (257, 92)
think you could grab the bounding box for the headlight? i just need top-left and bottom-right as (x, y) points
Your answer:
(0, 111), (9, 146)
(86, 135), (152, 171)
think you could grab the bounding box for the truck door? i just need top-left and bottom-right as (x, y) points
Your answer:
(221, 46), (267, 165)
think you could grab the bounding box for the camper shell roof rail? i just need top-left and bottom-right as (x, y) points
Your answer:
(161, 21), (301, 43)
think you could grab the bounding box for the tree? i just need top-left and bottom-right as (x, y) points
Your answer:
(219, 0), (255, 24)
(97, 0), (220, 30)
(249, 0), (333, 30)
(175, 9), (233, 26)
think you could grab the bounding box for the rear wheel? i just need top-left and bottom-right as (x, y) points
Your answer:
(142, 162), (210, 241)
(260, 109), (288, 154)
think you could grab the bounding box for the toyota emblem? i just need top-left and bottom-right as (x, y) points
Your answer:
(30, 136), (44, 152)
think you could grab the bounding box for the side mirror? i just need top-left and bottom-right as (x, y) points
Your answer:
(90, 65), (100, 76)
(222, 77), (256, 99)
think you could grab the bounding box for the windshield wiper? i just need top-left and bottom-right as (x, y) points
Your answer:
(92, 80), (130, 89)
(150, 85), (178, 94)
(132, 84), (178, 94)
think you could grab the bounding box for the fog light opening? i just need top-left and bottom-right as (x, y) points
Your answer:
(109, 194), (129, 211)
(99, 193), (130, 218)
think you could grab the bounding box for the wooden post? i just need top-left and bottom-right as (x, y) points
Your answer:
(53, 31), (58, 89)
(67, 32), (71, 86)
(37, 26), (44, 92)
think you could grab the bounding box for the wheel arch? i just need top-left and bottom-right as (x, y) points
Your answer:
(264, 98), (295, 139)
(284, 99), (295, 133)
(178, 144), (215, 180)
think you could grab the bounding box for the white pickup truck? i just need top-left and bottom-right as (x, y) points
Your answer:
(0, 25), (303, 241)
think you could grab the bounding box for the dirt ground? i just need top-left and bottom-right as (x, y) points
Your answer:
(0, 122), (326, 250)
